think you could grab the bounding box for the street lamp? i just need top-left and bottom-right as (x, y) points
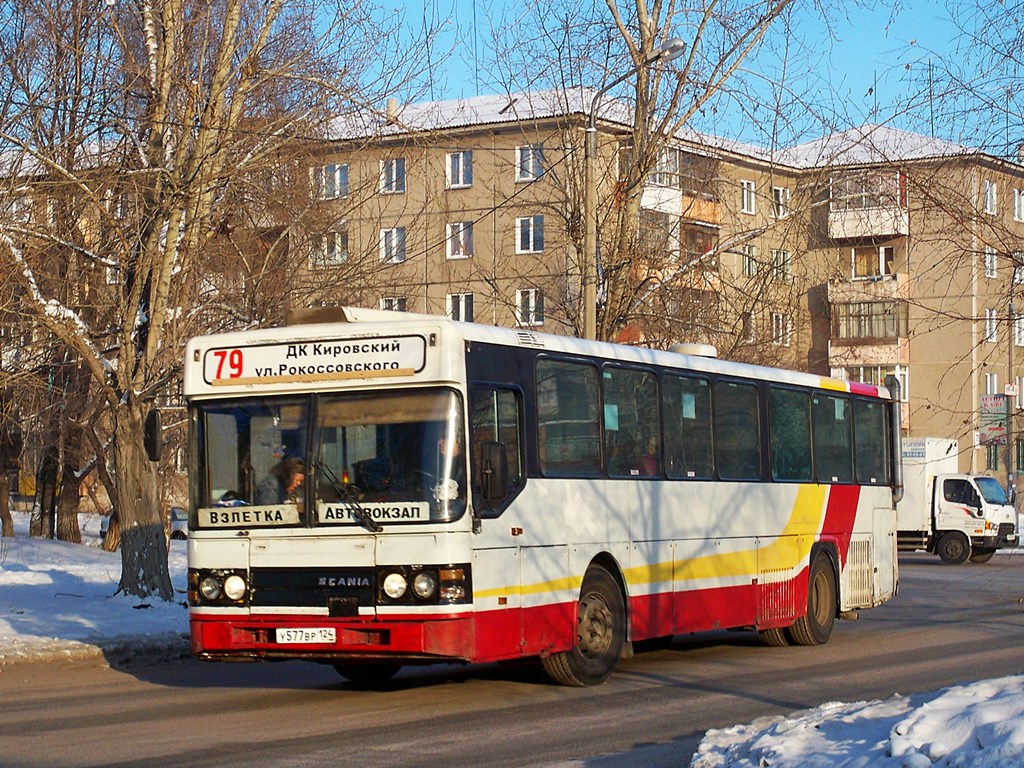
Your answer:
(583, 37), (687, 341)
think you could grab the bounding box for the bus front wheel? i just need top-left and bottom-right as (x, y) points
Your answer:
(333, 661), (402, 686)
(786, 552), (836, 646)
(541, 566), (625, 686)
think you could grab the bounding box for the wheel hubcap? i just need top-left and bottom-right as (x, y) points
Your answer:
(577, 593), (613, 656)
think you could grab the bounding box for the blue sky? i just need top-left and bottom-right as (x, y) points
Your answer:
(387, 1), (1005, 153)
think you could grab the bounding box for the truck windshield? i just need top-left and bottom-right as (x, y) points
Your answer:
(975, 476), (1009, 505)
(193, 389), (466, 528)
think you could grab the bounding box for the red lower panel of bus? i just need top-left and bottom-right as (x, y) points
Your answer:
(191, 566), (811, 663)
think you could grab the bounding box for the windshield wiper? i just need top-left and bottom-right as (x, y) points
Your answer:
(315, 459), (383, 533)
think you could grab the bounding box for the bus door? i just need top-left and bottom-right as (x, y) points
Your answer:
(470, 386), (529, 660)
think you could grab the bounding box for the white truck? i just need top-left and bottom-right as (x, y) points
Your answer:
(897, 437), (1019, 564)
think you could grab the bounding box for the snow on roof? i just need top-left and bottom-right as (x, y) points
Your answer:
(777, 123), (975, 168)
(327, 91), (995, 171)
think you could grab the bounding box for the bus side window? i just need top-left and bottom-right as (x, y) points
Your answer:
(853, 399), (890, 485)
(470, 387), (523, 514)
(714, 381), (761, 480)
(768, 387), (813, 482)
(663, 374), (713, 479)
(812, 393), (853, 483)
(536, 360), (601, 476)
(603, 367), (660, 478)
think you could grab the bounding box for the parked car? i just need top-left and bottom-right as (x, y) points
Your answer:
(99, 506), (188, 541)
(169, 506), (188, 540)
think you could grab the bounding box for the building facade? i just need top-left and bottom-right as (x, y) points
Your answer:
(296, 93), (1024, 480)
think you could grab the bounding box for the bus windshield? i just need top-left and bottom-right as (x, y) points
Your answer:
(194, 389), (467, 527)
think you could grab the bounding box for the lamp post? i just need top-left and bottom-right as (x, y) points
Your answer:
(583, 37), (687, 341)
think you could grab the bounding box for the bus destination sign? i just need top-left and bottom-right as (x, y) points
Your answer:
(203, 335), (427, 385)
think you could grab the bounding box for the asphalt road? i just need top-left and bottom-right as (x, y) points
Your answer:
(3, 553), (1023, 768)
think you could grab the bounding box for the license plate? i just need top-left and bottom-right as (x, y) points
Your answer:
(276, 627), (336, 644)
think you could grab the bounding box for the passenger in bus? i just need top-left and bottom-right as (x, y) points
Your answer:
(638, 435), (659, 476)
(255, 457), (305, 504)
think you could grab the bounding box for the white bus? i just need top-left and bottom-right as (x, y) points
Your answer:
(184, 308), (903, 686)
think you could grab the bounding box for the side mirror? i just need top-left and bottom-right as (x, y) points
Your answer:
(480, 441), (508, 501)
(144, 409), (163, 462)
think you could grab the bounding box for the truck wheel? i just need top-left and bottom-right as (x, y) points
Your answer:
(541, 566), (625, 686)
(786, 552), (836, 646)
(969, 547), (996, 564)
(936, 532), (970, 565)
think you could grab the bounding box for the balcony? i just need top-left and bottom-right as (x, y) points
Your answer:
(640, 187), (722, 228)
(827, 272), (909, 304)
(828, 206), (909, 239)
(827, 273), (910, 368)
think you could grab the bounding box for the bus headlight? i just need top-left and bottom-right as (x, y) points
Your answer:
(413, 571), (438, 599)
(382, 572), (408, 599)
(199, 576), (222, 601)
(223, 574), (247, 601)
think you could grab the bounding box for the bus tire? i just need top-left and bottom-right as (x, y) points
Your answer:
(541, 566), (625, 687)
(333, 661), (402, 686)
(759, 627), (789, 647)
(969, 547), (996, 564)
(786, 552), (836, 646)
(937, 532), (970, 565)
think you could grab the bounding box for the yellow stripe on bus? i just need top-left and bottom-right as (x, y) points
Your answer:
(476, 484), (829, 600)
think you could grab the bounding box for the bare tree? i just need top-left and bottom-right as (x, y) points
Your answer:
(0, 0), (434, 598)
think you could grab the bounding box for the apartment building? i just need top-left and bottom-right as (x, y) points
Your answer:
(298, 93), (1024, 478)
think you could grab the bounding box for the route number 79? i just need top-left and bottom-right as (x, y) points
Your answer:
(211, 349), (244, 379)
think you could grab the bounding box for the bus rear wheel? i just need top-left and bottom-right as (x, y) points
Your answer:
(937, 532), (970, 565)
(786, 552), (836, 646)
(541, 566), (625, 687)
(759, 627), (789, 647)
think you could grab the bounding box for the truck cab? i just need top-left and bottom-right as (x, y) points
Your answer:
(931, 474), (1018, 563)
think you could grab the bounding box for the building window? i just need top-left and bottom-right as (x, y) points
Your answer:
(447, 151), (473, 189)
(985, 308), (998, 343)
(447, 292), (474, 322)
(1015, 189), (1024, 222)
(986, 443), (1000, 471)
(1016, 316), (1024, 347)
(1017, 437), (1024, 470)
(740, 179), (756, 215)
(984, 246), (998, 278)
(770, 312), (791, 346)
(742, 244), (758, 277)
(380, 158), (406, 194)
(310, 230), (348, 268)
(837, 365), (909, 403)
(772, 186), (791, 218)
(312, 163), (348, 199)
(652, 148), (679, 187)
(740, 311), (754, 341)
(1015, 253), (1024, 285)
(985, 372), (999, 395)
(515, 288), (544, 326)
(380, 226), (407, 263)
(516, 215), (544, 253)
(516, 144), (544, 182)
(852, 246), (894, 279)
(381, 296), (407, 312)
(446, 221), (474, 259)
(983, 179), (997, 215)
(830, 171), (905, 211)
(771, 249), (792, 283)
(834, 301), (908, 340)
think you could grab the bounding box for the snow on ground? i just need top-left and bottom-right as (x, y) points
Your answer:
(0, 509), (189, 664)
(1, 507), (1023, 767)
